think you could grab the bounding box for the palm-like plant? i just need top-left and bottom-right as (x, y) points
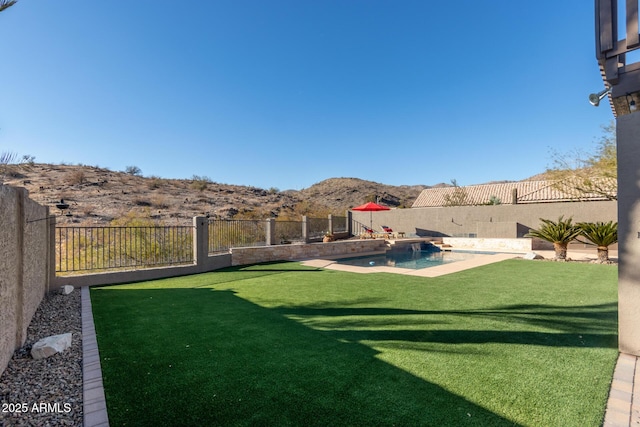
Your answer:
(577, 221), (618, 263)
(525, 216), (582, 260)
(0, 0), (17, 13)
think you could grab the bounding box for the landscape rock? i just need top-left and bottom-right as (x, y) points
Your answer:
(61, 285), (74, 295)
(0, 291), (83, 425)
(523, 252), (544, 260)
(31, 333), (72, 360)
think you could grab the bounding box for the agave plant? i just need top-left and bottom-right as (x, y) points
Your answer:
(525, 216), (582, 260)
(577, 221), (618, 263)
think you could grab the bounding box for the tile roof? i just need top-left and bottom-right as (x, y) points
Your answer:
(411, 179), (616, 208)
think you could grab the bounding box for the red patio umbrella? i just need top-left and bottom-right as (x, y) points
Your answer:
(351, 202), (391, 230)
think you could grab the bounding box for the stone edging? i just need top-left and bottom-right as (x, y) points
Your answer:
(603, 352), (639, 427)
(81, 286), (110, 426)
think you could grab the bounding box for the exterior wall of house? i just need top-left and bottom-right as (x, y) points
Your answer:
(351, 200), (617, 239)
(0, 185), (50, 376)
(617, 113), (640, 356)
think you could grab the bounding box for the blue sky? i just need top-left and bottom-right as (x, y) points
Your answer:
(0, 1), (614, 190)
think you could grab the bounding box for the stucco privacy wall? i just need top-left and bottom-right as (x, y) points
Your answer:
(0, 185), (50, 375)
(351, 200), (617, 238)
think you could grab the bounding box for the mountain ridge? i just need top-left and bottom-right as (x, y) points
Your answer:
(2, 163), (545, 225)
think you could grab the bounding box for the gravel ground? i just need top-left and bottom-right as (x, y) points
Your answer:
(0, 289), (83, 426)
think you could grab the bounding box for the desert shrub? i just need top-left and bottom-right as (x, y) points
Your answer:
(20, 154), (35, 166)
(147, 176), (164, 189)
(125, 165), (142, 176)
(151, 195), (169, 209)
(487, 195), (502, 205)
(80, 204), (96, 217)
(111, 210), (159, 227)
(67, 170), (86, 185)
(191, 175), (212, 192)
(133, 197), (152, 207)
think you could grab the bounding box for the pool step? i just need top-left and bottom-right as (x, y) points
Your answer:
(432, 243), (453, 251)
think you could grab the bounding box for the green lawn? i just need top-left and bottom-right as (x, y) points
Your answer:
(91, 259), (618, 426)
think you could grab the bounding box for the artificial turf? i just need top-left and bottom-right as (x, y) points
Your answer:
(90, 259), (618, 426)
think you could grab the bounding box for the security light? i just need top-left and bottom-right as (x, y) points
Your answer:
(588, 87), (611, 106)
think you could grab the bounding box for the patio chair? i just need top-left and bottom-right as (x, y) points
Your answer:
(380, 225), (395, 238)
(361, 225), (375, 238)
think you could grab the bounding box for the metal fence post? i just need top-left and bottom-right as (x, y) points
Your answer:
(346, 210), (353, 236)
(328, 214), (334, 235)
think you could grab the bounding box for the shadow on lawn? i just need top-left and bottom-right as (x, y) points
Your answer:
(276, 303), (618, 348)
(92, 287), (520, 426)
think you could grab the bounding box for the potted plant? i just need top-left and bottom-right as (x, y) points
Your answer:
(323, 231), (335, 243)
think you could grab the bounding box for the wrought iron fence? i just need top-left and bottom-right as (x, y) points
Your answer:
(274, 220), (303, 244)
(55, 215), (348, 273)
(332, 216), (348, 233)
(208, 219), (266, 253)
(56, 225), (194, 273)
(308, 217), (329, 239)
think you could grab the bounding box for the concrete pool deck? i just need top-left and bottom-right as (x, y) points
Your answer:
(301, 251), (519, 277)
(302, 247), (617, 277)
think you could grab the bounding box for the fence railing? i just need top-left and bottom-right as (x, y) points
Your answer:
(56, 214), (352, 274)
(56, 225), (194, 273)
(208, 219), (266, 253)
(308, 217), (329, 239)
(332, 216), (347, 233)
(274, 220), (304, 244)
(351, 219), (370, 235)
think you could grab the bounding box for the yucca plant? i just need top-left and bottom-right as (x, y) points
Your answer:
(577, 221), (618, 263)
(525, 216), (582, 260)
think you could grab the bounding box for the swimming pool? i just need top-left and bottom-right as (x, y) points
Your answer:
(335, 249), (480, 270)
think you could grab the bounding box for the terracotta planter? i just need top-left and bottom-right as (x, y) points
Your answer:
(323, 235), (334, 243)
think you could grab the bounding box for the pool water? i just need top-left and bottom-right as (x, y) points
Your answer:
(335, 249), (478, 270)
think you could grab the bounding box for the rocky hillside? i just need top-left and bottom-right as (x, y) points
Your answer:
(2, 164), (431, 225)
(294, 178), (430, 211)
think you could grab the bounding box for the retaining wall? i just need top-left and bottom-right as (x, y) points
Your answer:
(231, 239), (386, 266)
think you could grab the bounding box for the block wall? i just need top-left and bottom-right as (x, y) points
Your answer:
(0, 185), (50, 376)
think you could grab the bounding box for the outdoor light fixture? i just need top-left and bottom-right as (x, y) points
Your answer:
(624, 93), (638, 113)
(588, 87), (611, 106)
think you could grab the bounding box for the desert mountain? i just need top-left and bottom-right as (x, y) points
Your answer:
(3, 164), (431, 225)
